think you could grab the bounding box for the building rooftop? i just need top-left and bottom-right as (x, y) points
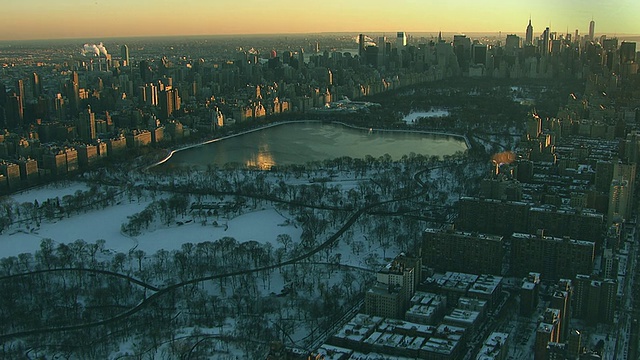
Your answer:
(407, 336), (426, 351)
(458, 297), (488, 311)
(537, 322), (554, 334)
(421, 336), (458, 355)
(444, 309), (480, 326)
(436, 323), (466, 340)
(363, 331), (383, 346)
(314, 344), (353, 360)
(477, 332), (509, 360)
(350, 351), (413, 360)
(411, 291), (446, 306)
(424, 227), (503, 242)
(511, 232), (596, 247)
(368, 281), (403, 296)
(406, 304), (439, 320)
(469, 274), (502, 296)
(378, 318), (436, 338)
(332, 313), (383, 343)
(428, 271), (478, 292)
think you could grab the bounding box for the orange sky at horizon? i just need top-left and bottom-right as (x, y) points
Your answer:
(1, 0), (638, 41)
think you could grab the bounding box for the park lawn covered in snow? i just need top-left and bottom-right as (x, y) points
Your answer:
(8, 181), (89, 204)
(1, 186), (303, 258)
(402, 108), (450, 124)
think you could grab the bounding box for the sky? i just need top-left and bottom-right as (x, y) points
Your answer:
(0, 0), (638, 41)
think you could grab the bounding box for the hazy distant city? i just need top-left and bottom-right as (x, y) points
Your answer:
(0, 6), (639, 360)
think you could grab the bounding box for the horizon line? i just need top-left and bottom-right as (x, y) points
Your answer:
(2, 30), (640, 43)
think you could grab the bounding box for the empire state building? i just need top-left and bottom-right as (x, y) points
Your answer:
(525, 18), (534, 45)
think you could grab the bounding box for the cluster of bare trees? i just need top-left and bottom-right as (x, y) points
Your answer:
(0, 184), (120, 234)
(121, 194), (190, 235)
(0, 231), (371, 359)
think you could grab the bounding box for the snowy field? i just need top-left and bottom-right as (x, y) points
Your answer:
(402, 108), (450, 124)
(9, 181), (89, 204)
(0, 185), (303, 258)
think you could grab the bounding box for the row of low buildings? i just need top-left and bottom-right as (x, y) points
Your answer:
(0, 125), (172, 193)
(313, 315), (510, 360)
(323, 314), (468, 360)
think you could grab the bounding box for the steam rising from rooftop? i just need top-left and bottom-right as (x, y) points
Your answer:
(355, 35), (377, 47)
(82, 42), (109, 57)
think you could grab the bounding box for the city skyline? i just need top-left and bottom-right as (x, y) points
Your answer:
(1, 0), (639, 41)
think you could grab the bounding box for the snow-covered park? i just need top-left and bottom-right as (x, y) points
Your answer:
(0, 152), (482, 359)
(402, 108), (451, 124)
(2, 185), (302, 258)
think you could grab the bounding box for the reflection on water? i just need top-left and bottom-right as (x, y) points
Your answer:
(246, 145), (275, 170)
(158, 122), (467, 170)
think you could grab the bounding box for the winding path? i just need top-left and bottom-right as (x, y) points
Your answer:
(0, 267), (160, 291)
(0, 159), (477, 341)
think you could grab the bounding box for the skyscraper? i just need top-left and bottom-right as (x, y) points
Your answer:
(5, 93), (23, 128)
(297, 47), (305, 68)
(159, 88), (180, 119)
(396, 32), (407, 66)
(588, 19), (595, 41)
(525, 18), (534, 45)
(31, 72), (42, 98)
(67, 72), (80, 116)
(542, 27), (551, 56)
(139, 60), (152, 83)
(358, 34), (366, 59)
(620, 41), (637, 64)
(396, 31), (407, 48)
(377, 36), (387, 67)
(15, 79), (25, 107)
(121, 44), (130, 66)
(472, 43), (487, 65)
(77, 106), (96, 142)
(505, 34), (521, 55)
(453, 34), (471, 69)
(608, 178), (630, 224)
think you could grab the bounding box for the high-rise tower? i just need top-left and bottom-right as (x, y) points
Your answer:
(377, 36), (387, 67)
(121, 44), (130, 66)
(358, 34), (366, 59)
(396, 31), (407, 48)
(620, 41), (636, 64)
(67, 71), (80, 116)
(297, 47), (305, 68)
(526, 18), (534, 45)
(396, 32), (407, 66)
(31, 72), (42, 98)
(15, 79), (25, 106)
(542, 27), (551, 56)
(78, 106), (96, 142)
(588, 19), (595, 41)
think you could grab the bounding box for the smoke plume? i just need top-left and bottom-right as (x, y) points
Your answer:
(355, 35), (377, 47)
(82, 42), (109, 57)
